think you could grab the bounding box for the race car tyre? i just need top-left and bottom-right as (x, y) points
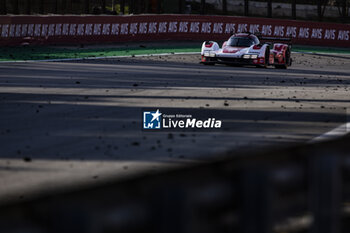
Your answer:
(285, 48), (291, 66)
(275, 48), (290, 69)
(201, 56), (216, 65)
(264, 46), (270, 68)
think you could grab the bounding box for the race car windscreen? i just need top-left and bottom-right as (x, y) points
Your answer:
(227, 37), (258, 47)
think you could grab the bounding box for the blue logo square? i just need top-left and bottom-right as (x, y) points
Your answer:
(143, 110), (162, 129)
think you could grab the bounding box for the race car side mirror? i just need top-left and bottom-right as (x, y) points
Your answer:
(253, 44), (262, 49)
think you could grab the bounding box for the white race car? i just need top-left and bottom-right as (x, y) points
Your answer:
(201, 32), (292, 69)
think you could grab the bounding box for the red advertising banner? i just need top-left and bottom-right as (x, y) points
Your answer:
(0, 14), (349, 47)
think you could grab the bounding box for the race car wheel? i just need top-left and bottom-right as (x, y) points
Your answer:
(201, 56), (216, 65)
(275, 48), (290, 69)
(285, 48), (291, 66)
(263, 46), (270, 68)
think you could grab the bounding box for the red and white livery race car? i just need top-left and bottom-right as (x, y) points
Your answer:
(201, 32), (292, 69)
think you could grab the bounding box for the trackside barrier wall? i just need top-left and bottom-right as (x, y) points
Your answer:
(0, 134), (350, 232)
(0, 15), (349, 47)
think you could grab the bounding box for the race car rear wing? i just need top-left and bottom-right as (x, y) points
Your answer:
(259, 37), (292, 44)
(258, 37), (292, 50)
(253, 32), (292, 44)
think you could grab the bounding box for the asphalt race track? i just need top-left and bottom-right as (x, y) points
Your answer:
(0, 52), (349, 203)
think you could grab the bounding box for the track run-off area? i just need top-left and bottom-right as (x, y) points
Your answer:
(0, 50), (349, 203)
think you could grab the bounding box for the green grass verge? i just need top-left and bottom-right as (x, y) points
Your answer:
(0, 44), (349, 62)
(0, 45), (200, 62)
(292, 45), (350, 54)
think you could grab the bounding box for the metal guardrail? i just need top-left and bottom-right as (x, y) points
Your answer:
(0, 134), (349, 233)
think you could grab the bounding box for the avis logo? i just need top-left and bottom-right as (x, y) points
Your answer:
(143, 109), (162, 129)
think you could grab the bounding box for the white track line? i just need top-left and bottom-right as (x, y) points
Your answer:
(292, 51), (350, 56)
(0, 52), (201, 63)
(309, 123), (350, 143)
(0, 50), (349, 63)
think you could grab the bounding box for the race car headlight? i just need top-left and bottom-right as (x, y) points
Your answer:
(204, 51), (216, 57)
(243, 54), (258, 59)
